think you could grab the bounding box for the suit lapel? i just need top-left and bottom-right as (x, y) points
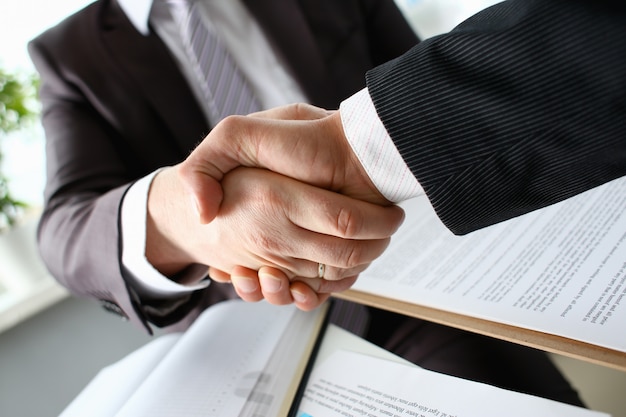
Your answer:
(242, 0), (338, 108)
(99, 0), (209, 153)
(97, 0), (343, 141)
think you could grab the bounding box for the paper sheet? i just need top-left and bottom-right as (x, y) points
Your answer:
(353, 177), (626, 351)
(59, 333), (181, 417)
(297, 350), (609, 417)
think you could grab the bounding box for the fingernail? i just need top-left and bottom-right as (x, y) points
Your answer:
(232, 276), (258, 294)
(191, 195), (204, 222)
(291, 289), (308, 304)
(259, 272), (282, 293)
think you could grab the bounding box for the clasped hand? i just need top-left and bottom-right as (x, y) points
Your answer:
(147, 104), (404, 311)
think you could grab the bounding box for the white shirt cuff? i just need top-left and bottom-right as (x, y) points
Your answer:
(339, 88), (424, 202)
(121, 169), (210, 297)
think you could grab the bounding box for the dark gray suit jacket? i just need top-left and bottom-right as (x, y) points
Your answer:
(28, 0), (418, 332)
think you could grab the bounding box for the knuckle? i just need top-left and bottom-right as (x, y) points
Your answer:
(214, 115), (238, 139)
(342, 244), (365, 270)
(247, 227), (284, 256)
(335, 206), (363, 238)
(292, 102), (314, 117)
(218, 114), (244, 128)
(291, 102), (306, 115)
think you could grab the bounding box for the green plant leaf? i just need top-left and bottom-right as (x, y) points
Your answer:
(0, 67), (39, 231)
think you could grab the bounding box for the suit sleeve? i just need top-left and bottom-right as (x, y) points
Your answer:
(366, 0), (626, 234)
(27, 37), (155, 331)
(26, 26), (213, 333)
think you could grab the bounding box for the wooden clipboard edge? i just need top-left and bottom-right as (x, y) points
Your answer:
(333, 289), (626, 372)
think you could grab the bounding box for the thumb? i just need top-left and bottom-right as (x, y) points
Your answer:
(248, 103), (332, 121)
(177, 111), (343, 223)
(176, 163), (224, 224)
(176, 116), (253, 224)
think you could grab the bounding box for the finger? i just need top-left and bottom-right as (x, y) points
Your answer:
(214, 168), (398, 281)
(284, 183), (405, 240)
(247, 103), (332, 120)
(292, 275), (358, 294)
(258, 266), (294, 305)
(285, 258), (370, 282)
(277, 185), (403, 279)
(231, 266), (264, 302)
(208, 266), (231, 283)
(290, 281), (331, 311)
(244, 171), (403, 274)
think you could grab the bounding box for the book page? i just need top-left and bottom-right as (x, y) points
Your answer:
(114, 300), (321, 417)
(352, 177), (626, 352)
(313, 324), (414, 367)
(297, 350), (609, 417)
(59, 333), (181, 417)
(239, 302), (329, 417)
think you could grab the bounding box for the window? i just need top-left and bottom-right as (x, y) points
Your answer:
(0, 0), (93, 333)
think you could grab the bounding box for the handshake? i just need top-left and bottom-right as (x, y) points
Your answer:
(146, 104), (406, 311)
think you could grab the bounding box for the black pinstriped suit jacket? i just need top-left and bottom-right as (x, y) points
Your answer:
(367, 0), (625, 235)
(27, 0), (418, 332)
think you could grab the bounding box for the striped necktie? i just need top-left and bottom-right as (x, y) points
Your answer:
(167, 0), (261, 124)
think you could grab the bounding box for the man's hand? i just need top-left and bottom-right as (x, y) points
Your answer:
(177, 103), (389, 224)
(208, 265), (359, 311)
(146, 166), (404, 310)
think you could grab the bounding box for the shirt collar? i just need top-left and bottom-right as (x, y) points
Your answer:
(118, 0), (154, 35)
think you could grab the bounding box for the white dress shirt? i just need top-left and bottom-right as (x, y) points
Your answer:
(118, 0), (423, 297)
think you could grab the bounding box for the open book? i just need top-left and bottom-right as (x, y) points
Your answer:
(60, 300), (608, 417)
(342, 176), (626, 369)
(60, 300), (328, 417)
(61, 301), (607, 417)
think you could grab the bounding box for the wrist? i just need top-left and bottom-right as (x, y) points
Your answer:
(332, 108), (390, 206)
(146, 167), (200, 276)
(339, 88), (423, 203)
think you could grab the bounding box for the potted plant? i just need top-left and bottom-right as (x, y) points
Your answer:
(0, 67), (38, 232)
(0, 67), (67, 331)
